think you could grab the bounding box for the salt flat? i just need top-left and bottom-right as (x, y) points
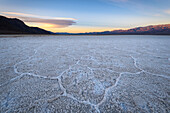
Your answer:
(0, 35), (170, 113)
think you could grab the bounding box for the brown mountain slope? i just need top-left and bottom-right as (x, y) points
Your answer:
(111, 24), (170, 34)
(73, 24), (170, 35)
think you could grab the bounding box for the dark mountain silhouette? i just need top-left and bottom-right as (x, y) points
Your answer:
(56, 24), (170, 35)
(0, 15), (51, 34)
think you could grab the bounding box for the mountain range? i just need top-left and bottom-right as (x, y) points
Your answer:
(0, 15), (170, 35)
(58, 24), (170, 35)
(85, 24), (170, 35)
(0, 15), (51, 34)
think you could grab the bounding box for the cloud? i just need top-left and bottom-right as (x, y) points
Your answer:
(1, 12), (76, 28)
(17, 16), (76, 28)
(1, 12), (37, 17)
(164, 9), (170, 14)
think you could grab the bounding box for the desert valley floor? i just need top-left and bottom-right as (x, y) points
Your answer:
(0, 35), (170, 113)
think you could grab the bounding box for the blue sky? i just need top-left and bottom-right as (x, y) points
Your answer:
(0, 0), (170, 33)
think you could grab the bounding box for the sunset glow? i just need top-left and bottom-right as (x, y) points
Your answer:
(0, 0), (170, 33)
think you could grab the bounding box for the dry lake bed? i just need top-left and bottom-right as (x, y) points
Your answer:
(0, 35), (170, 113)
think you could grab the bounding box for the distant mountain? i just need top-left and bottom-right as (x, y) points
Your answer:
(81, 24), (170, 35)
(110, 24), (170, 35)
(56, 24), (170, 35)
(0, 15), (51, 34)
(1, 15), (169, 35)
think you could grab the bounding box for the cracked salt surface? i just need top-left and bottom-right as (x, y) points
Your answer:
(0, 35), (170, 113)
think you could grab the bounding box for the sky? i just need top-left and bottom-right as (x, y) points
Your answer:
(0, 0), (170, 33)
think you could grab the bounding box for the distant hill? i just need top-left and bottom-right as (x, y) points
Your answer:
(0, 15), (51, 34)
(56, 24), (170, 35)
(74, 24), (170, 35)
(110, 24), (170, 35)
